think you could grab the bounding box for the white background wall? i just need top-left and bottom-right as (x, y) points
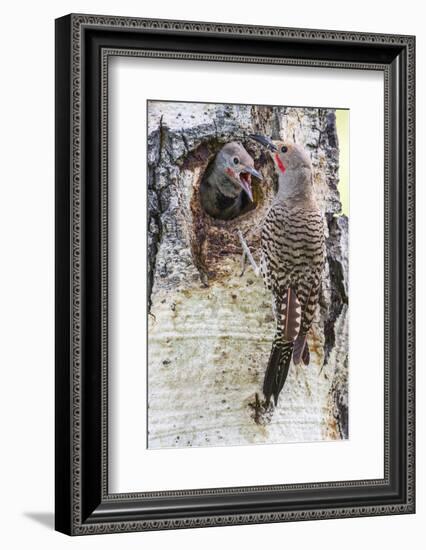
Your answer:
(0, 1), (422, 548)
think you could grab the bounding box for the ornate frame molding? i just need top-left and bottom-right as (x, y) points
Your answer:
(55, 14), (415, 535)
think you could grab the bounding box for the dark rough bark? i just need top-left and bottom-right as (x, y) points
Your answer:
(146, 101), (349, 449)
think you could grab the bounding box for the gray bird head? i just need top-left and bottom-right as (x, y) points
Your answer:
(249, 135), (313, 199)
(214, 142), (262, 202)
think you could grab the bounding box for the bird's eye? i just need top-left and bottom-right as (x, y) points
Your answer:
(281, 145), (288, 153)
(233, 157), (240, 165)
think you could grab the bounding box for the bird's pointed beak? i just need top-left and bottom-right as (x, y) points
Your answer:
(238, 165), (262, 202)
(249, 134), (278, 152)
(242, 165), (263, 181)
(238, 170), (254, 202)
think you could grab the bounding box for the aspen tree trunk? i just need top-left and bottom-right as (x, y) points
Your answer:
(147, 102), (348, 449)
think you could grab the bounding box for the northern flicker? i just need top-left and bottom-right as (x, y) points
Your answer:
(239, 135), (325, 406)
(200, 142), (262, 220)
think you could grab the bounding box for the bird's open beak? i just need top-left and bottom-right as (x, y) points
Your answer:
(238, 166), (262, 202)
(249, 134), (278, 152)
(243, 165), (263, 180)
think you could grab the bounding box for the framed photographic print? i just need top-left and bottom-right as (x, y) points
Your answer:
(55, 14), (415, 535)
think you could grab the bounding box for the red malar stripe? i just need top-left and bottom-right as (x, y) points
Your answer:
(275, 154), (286, 173)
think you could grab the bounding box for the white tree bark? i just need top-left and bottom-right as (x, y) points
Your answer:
(147, 101), (348, 449)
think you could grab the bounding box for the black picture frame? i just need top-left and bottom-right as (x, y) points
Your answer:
(55, 13), (415, 535)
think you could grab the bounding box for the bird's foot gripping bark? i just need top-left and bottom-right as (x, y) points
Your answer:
(237, 229), (260, 277)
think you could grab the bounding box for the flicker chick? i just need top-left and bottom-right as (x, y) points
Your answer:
(240, 135), (325, 406)
(200, 142), (262, 220)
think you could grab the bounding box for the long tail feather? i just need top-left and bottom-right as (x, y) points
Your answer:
(293, 333), (310, 366)
(263, 340), (293, 406)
